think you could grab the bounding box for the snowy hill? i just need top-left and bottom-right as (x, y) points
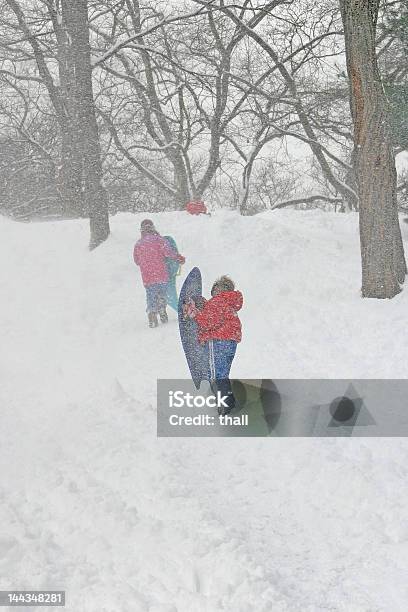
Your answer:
(1, 210), (408, 611)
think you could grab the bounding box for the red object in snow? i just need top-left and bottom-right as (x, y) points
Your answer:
(186, 200), (208, 215)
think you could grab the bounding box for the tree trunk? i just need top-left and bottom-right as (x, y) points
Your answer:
(239, 163), (253, 215)
(173, 162), (191, 210)
(58, 123), (84, 217)
(344, 148), (358, 212)
(63, 0), (110, 249)
(340, 0), (406, 298)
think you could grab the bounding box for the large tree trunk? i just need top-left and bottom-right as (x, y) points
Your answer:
(340, 0), (406, 298)
(63, 0), (110, 249)
(58, 123), (84, 217)
(344, 148), (358, 212)
(173, 162), (191, 210)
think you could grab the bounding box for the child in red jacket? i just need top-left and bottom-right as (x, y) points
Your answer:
(184, 276), (243, 414)
(134, 219), (185, 328)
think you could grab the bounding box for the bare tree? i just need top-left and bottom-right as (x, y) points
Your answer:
(3, 0), (110, 247)
(62, 0), (110, 248)
(92, 0), (281, 208)
(4, 0), (82, 216)
(193, 0), (358, 209)
(340, 0), (406, 298)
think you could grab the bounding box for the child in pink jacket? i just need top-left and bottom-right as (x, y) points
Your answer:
(134, 219), (185, 328)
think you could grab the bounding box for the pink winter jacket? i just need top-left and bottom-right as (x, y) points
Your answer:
(133, 233), (180, 287)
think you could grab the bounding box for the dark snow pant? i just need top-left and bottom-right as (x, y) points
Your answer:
(208, 340), (237, 413)
(145, 283), (167, 314)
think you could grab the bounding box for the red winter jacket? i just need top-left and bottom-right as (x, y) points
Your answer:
(134, 233), (181, 286)
(195, 291), (243, 344)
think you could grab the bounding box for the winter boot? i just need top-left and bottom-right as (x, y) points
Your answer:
(217, 391), (236, 416)
(159, 308), (168, 324)
(148, 312), (158, 328)
(215, 379), (236, 416)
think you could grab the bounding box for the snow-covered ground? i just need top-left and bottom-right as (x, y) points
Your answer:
(1, 209), (408, 611)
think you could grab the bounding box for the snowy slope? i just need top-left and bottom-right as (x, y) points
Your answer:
(1, 210), (408, 611)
